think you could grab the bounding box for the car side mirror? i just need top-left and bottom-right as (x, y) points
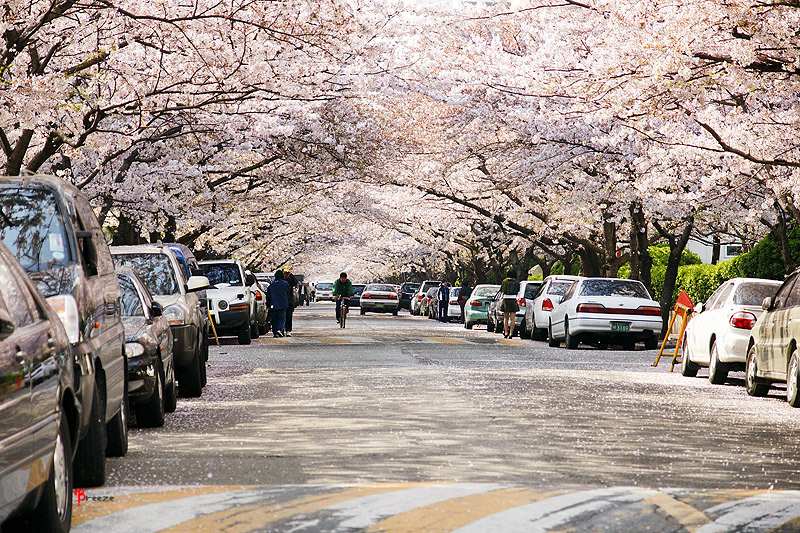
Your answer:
(150, 301), (163, 317)
(762, 296), (773, 310)
(187, 275), (210, 292)
(0, 308), (14, 341)
(246, 273), (256, 286)
(695, 302), (704, 314)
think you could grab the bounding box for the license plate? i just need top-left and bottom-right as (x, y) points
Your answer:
(611, 322), (631, 332)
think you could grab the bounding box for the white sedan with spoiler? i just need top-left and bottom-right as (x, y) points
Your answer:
(548, 278), (662, 350)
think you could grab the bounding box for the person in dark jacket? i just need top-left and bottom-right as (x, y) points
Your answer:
(285, 269), (298, 335)
(458, 283), (472, 323)
(437, 281), (449, 322)
(266, 269), (290, 337)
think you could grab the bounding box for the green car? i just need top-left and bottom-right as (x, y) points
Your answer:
(464, 284), (501, 329)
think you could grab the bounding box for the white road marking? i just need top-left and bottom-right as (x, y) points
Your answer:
(453, 487), (656, 533)
(699, 491), (800, 532)
(287, 483), (504, 530)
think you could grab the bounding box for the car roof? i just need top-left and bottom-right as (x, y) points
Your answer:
(200, 259), (241, 265)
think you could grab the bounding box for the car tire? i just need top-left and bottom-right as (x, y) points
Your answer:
(360, 308), (365, 315)
(465, 321), (473, 330)
(73, 386), (106, 488)
(623, 341), (636, 351)
(788, 351), (800, 407)
(258, 324), (268, 335)
(137, 367), (165, 427)
(164, 369), (178, 414)
(106, 359), (129, 458)
(565, 318), (579, 349)
(238, 322), (251, 345)
(393, 309), (398, 316)
(548, 322), (560, 347)
(644, 336), (659, 350)
(179, 353), (203, 399)
(745, 344), (769, 397)
(681, 333), (700, 377)
(519, 320), (530, 339)
(708, 340), (729, 385)
(5, 412), (73, 533)
(250, 320), (259, 339)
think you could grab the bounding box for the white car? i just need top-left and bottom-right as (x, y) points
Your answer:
(681, 277), (781, 384)
(548, 278), (662, 350)
(200, 259), (256, 344)
(514, 280), (542, 338)
(315, 281), (334, 301)
(525, 275), (583, 340)
(360, 283), (400, 315)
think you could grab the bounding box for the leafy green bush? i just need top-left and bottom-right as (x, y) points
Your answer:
(738, 228), (800, 280)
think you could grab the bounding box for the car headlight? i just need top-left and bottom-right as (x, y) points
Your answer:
(163, 304), (186, 326)
(46, 295), (80, 344)
(125, 342), (145, 359)
(217, 299), (228, 310)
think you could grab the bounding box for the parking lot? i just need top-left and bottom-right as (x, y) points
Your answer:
(68, 304), (800, 531)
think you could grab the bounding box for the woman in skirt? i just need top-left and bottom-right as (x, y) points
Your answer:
(500, 276), (520, 338)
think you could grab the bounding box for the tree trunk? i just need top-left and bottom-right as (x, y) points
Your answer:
(656, 217), (694, 336)
(629, 203), (652, 295)
(711, 235), (721, 265)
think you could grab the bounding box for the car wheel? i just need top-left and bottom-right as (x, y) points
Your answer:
(5, 412), (73, 532)
(565, 318), (579, 349)
(623, 341), (636, 351)
(258, 324), (268, 335)
(179, 353), (203, 399)
(238, 322), (252, 345)
(465, 321), (473, 330)
(250, 320), (259, 339)
(708, 340), (729, 385)
(788, 351), (800, 407)
(360, 308), (365, 315)
(681, 333), (699, 377)
(136, 367), (165, 427)
(644, 336), (659, 350)
(519, 319), (530, 339)
(745, 344), (769, 397)
(393, 309), (398, 316)
(548, 322), (560, 347)
(164, 367), (178, 414)
(106, 358), (128, 458)
(73, 385), (106, 487)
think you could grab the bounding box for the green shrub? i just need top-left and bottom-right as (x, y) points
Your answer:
(738, 228), (800, 280)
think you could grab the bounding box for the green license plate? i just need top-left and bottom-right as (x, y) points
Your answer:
(611, 322), (631, 332)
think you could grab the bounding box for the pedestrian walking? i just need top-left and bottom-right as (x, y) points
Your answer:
(299, 282), (310, 306)
(265, 269), (290, 337)
(501, 275), (520, 338)
(285, 268), (298, 335)
(437, 281), (449, 322)
(458, 282), (472, 323)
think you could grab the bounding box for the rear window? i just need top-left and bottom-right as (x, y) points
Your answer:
(547, 281), (574, 296)
(401, 283), (420, 292)
(353, 284), (366, 295)
(580, 279), (650, 299)
(524, 284), (541, 298)
(317, 283), (333, 291)
(114, 253), (180, 295)
(367, 284), (395, 292)
(733, 283), (780, 306)
(422, 281), (441, 292)
(450, 287), (461, 298)
(200, 263), (242, 286)
(0, 188), (72, 272)
(473, 286), (500, 298)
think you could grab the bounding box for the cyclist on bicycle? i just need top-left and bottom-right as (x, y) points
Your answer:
(332, 271), (354, 324)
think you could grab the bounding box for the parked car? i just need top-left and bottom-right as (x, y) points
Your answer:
(464, 284), (501, 329)
(548, 278), (661, 350)
(251, 279), (269, 335)
(117, 267), (176, 427)
(419, 287), (438, 318)
(745, 269), (800, 406)
(360, 284), (400, 315)
(681, 278), (781, 384)
(428, 287), (462, 322)
(165, 243), (210, 374)
(351, 284), (366, 308)
(199, 260), (256, 345)
(255, 272), (274, 287)
(486, 290), (505, 334)
(0, 241), (78, 532)
(411, 280), (441, 315)
(0, 175), (127, 487)
(112, 245), (210, 398)
(524, 275), (583, 340)
(514, 280), (543, 338)
(399, 282), (420, 310)
(244, 270), (263, 339)
(315, 281), (334, 301)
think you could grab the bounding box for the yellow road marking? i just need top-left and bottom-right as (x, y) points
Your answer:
(71, 485), (253, 526)
(314, 336), (353, 343)
(497, 338), (526, 346)
(429, 337), (471, 345)
(366, 487), (568, 532)
(645, 493), (710, 532)
(260, 338), (290, 344)
(163, 483), (435, 533)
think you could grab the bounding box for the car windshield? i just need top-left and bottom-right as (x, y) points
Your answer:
(200, 263), (242, 286)
(734, 283), (780, 306)
(548, 281), (574, 296)
(367, 284), (395, 292)
(402, 283), (419, 292)
(473, 286), (500, 298)
(118, 275), (145, 317)
(524, 284), (541, 298)
(0, 188), (72, 272)
(113, 253), (180, 295)
(580, 279), (650, 299)
(317, 283), (333, 291)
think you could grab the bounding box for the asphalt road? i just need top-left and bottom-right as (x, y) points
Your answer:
(72, 303), (800, 531)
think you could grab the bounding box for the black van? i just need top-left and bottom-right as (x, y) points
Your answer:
(0, 175), (127, 487)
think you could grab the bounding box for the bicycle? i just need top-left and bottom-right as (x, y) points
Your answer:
(337, 296), (351, 329)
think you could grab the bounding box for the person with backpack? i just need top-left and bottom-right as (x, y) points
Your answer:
(501, 276), (520, 338)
